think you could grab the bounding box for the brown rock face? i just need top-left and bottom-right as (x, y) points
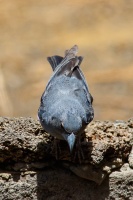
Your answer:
(0, 117), (133, 199)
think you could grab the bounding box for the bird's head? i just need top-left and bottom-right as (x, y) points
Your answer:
(61, 113), (82, 152)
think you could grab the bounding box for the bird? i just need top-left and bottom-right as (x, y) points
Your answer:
(38, 45), (94, 152)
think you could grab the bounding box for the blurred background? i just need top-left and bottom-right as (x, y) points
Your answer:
(0, 0), (133, 120)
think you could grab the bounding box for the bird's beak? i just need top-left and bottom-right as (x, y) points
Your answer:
(66, 133), (76, 152)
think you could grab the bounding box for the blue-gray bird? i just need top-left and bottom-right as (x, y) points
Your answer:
(38, 45), (94, 152)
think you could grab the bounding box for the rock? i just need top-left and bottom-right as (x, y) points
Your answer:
(62, 162), (107, 184)
(109, 166), (133, 199)
(0, 117), (133, 199)
(128, 146), (133, 169)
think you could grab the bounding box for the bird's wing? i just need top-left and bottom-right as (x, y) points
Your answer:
(72, 66), (93, 103)
(44, 45), (93, 104)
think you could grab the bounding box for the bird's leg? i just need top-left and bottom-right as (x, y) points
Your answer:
(51, 138), (61, 160)
(73, 134), (85, 163)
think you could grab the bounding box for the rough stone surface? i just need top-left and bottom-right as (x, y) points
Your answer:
(109, 163), (133, 200)
(0, 117), (133, 199)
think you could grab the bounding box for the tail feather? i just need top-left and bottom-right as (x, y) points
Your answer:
(55, 45), (84, 77)
(47, 45), (79, 71)
(47, 56), (63, 71)
(46, 45), (85, 90)
(65, 45), (78, 57)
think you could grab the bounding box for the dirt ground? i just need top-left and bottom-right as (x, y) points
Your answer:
(0, 0), (133, 120)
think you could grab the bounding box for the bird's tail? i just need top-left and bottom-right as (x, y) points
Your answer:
(64, 45), (78, 59)
(47, 45), (83, 72)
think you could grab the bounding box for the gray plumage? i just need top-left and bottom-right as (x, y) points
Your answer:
(38, 45), (94, 151)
